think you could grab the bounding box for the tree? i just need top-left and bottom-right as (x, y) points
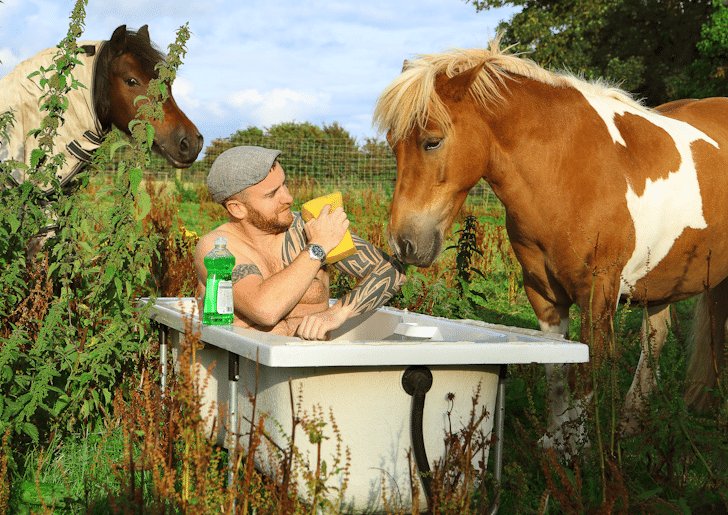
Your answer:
(671, 1), (728, 98)
(468, 0), (727, 105)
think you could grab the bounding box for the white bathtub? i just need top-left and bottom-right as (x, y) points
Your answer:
(142, 297), (588, 513)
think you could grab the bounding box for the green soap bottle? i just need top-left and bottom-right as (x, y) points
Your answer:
(203, 236), (235, 325)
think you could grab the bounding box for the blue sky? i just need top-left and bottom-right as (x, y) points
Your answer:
(0, 0), (517, 150)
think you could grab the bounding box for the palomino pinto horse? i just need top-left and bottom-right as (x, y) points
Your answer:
(0, 24), (202, 191)
(374, 38), (727, 450)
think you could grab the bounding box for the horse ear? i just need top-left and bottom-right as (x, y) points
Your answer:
(402, 59), (410, 72)
(109, 25), (127, 53)
(435, 62), (485, 103)
(138, 25), (150, 43)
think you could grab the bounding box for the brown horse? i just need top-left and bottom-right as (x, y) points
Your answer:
(0, 24), (202, 190)
(373, 37), (726, 451)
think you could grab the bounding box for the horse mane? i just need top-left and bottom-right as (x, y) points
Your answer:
(373, 34), (647, 144)
(93, 27), (167, 129)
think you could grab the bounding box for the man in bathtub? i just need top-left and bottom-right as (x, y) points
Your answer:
(194, 145), (407, 340)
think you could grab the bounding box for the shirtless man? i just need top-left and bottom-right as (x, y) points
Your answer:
(194, 145), (407, 340)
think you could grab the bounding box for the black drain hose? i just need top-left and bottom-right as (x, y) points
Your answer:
(402, 366), (434, 510)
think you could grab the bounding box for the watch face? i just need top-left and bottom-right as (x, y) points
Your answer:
(309, 244), (326, 262)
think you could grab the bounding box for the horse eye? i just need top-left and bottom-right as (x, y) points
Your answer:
(124, 78), (139, 87)
(424, 139), (442, 151)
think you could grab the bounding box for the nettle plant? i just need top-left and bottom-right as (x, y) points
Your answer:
(0, 0), (192, 446)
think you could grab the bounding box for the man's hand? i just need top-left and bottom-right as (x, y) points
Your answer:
(304, 205), (349, 255)
(296, 306), (348, 340)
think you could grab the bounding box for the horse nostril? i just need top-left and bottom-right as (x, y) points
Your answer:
(181, 133), (203, 155)
(396, 235), (415, 258)
(402, 238), (414, 257)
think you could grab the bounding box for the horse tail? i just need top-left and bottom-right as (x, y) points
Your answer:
(685, 277), (728, 411)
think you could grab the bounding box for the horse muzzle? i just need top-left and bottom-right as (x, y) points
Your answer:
(387, 226), (443, 268)
(155, 127), (204, 168)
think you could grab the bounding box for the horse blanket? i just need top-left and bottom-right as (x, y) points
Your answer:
(0, 40), (108, 192)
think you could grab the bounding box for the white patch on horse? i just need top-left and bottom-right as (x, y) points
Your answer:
(538, 319), (569, 339)
(583, 96), (719, 294)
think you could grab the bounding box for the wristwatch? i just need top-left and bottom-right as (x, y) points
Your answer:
(304, 243), (326, 264)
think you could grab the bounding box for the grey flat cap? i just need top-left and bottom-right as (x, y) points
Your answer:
(207, 146), (283, 204)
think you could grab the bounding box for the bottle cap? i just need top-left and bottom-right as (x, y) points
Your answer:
(214, 237), (228, 246)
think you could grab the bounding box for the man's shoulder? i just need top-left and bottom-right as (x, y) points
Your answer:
(195, 224), (249, 259)
(196, 224), (236, 246)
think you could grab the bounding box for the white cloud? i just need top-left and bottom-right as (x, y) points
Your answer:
(171, 76), (200, 108)
(228, 89), (264, 106)
(224, 88), (331, 129)
(0, 0), (518, 145)
(0, 48), (19, 69)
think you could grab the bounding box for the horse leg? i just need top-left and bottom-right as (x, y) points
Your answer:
(621, 304), (671, 435)
(522, 281), (582, 455)
(685, 277), (728, 411)
(541, 281), (620, 457)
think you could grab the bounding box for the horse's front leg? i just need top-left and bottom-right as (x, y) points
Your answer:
(538, 276), (618, 458)
(522, 279), (581, 455)
(621, 304), (671, 435)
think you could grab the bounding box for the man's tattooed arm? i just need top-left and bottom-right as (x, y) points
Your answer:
(332, 232), (407, 317)
(281, 212), (307, 265)
(232, 263), (263, 284)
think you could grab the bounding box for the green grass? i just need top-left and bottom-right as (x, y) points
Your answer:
(9, 431), (126, 514)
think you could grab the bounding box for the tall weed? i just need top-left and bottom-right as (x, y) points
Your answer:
(0, 0), (188, 478)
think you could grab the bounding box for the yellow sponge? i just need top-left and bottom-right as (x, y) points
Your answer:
(301, 192), (357, 264)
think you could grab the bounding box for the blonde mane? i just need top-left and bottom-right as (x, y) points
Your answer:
(373, 34), (646, 144)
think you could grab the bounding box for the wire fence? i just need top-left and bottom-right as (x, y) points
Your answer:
(119, 136), (494, 200)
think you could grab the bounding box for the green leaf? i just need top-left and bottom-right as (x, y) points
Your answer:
(146, 123), (155, 147)
(52, 395), (71, 417)
(19, 481), (70, 507)
(157, 81), (168, 97)
(135, 190), (152, 220)
(8, 213), (20, 234)
(30, 148), (45, 168)
(129, 166), (143, 194)
(80, 400), (90, 419)
(109, 139), (131, 159)
(105, 264), (118, 282)
(20, 422), (39, 443)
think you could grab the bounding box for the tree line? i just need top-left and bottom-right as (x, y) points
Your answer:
(468, 0), (728, 105)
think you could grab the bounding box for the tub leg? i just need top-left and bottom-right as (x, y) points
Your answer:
(487, 365), (506, 515)
(228, 351), (240, 490)
(157, 323), (168, 397)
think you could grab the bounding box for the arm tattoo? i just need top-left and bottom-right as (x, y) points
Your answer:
(232, 263), (262, 284)
(281, 212), (307, 265)
(333, 232), (407, 317)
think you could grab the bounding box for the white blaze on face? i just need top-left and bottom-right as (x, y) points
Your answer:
(584, 96), (719, 295)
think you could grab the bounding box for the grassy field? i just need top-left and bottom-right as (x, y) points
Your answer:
(6, 177), (727, 514)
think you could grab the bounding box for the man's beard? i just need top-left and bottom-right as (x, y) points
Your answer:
(245, 203), (293, 234)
